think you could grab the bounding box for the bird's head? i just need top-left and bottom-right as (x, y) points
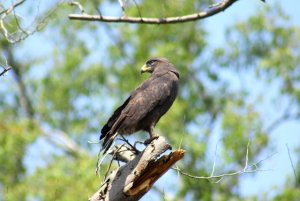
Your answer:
(141, 57), (180, 79)
(140, 58), (170, 74)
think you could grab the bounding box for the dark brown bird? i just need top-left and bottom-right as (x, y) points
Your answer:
(100, 58), (180, 153)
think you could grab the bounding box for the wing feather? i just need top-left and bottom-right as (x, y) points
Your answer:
(100, 97), (131, 140)
(100, 72), (177, 153)
(118, 75), (174, 128)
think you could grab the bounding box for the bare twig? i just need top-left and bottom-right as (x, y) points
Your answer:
(132, 0), (142, 18)
(286, 144), (298, 184)
(173, 141), (275, 183)
(0, 57), (12, 76)
(96, 142), (112, 175)
(118, 0), (127, 16)
(68, 1), (85, 14)
(69, 0), (241, 24)
(0, 0), (26, 42)
(0, 0), (26, 16)
(119, 134), (140, 154)
(210, 139), (222, 177)
(0, 66), (11, 76)
(243, 140), (250, 172)
(109, 144), (139, 163)
(0, 0), (62, 43)
(103, 144), (126, 180)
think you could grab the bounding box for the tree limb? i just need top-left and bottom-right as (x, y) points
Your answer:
(69, 0), (241, 24)
(89, 136), (185, 201)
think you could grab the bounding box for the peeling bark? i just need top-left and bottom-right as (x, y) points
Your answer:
(89, 136), (185, 201)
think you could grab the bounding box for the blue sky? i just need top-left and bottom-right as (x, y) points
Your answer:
(1, 0), (299, 200)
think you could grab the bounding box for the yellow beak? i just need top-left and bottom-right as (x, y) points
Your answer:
(140, 64), (152, 74)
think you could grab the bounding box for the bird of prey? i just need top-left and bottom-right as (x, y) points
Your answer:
(100, 58), (180, 153)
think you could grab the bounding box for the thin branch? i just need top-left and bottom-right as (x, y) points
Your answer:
(119, 134), (140, 154)
(68, 1), (85, 14)
(286, 144), (298, 184)
(96, 144), (111, 175)
(103, 144), (126, 180)
(118, 0), (127, 16)
(243, 140), (250, 172)
(0, 56), (12, 76)
(0, 0), (26, 16)
(0, 0), (26, 41)
(0, 0), (62, 43)
(69, 0), (241, 24)
(173, 142), (275, 183)
(132, 0), (142, 18)
(0, 66), (11, 76)
(210, 139), (221, 177)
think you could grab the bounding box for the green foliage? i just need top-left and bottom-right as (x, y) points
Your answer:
(4, 156), (100, 201)
(0, 1), (299, 201)
(0, 119), (38, 186)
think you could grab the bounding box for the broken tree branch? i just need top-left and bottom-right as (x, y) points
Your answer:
(89, 136), (185, 201)
(69, 0), (241, 24)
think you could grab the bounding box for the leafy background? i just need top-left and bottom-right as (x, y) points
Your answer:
(0, 0), (299, 200)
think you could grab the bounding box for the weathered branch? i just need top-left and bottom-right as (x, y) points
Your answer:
(90, 136), (185, 201)
(69, 0), (241, 24)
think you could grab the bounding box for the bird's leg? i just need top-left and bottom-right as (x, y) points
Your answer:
(144, 126), (159, 145)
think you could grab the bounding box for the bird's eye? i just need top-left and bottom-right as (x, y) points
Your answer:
(147, 60), (156, 66)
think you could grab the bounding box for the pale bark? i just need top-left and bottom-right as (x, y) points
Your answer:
(89, 136), (185, 201)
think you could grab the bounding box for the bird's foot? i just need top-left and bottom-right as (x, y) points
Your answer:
(144, 136), (159, 145)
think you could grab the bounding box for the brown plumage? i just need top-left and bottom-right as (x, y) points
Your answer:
(100, 58), (180, 153)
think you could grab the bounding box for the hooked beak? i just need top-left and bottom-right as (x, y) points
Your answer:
(140, 64), (152, 74)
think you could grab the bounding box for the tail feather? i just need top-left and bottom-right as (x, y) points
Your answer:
(102, 132), (118, 154)
(100, 124), (110, 140)
(100, 96), (131, 141)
